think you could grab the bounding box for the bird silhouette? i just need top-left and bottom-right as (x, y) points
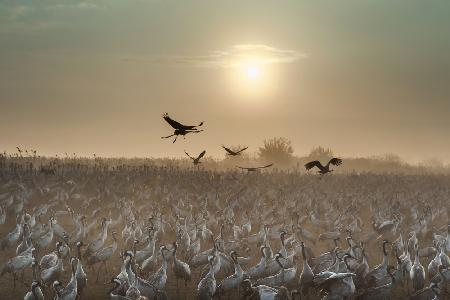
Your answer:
(305, 158), (342, 174)
(161, 113), (203, 143)
(222, 146), (248, 156)
(185, 150), (206, 165)
(237, 163), (273, 172)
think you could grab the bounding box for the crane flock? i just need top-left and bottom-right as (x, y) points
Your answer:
(0, 113), (448, 300)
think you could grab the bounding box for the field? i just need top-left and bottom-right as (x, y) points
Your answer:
(0, 158), (449, 299)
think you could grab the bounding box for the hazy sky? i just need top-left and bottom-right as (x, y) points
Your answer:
(1, 0), (449, 162)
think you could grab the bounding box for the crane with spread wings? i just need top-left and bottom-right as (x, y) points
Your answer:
(304, 158), (342, 174)
(184, 150), (206, 165)
(222, 145), (248, 156)
(237, 163), (273, 172)
(161, 113), (204, 143)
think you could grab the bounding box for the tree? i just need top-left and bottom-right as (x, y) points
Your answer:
(420, 158), (444, 170)
(379, 153), (403, 164)
(258, 137), (294, 166)
(307, 146), (333, 162)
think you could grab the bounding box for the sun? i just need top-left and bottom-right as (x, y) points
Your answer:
(226, 56), (277, 100)
(246, 65), (261, 80)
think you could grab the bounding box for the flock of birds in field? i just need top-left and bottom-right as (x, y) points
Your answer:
(161, 113), (277, 172)
(0, 113), (448, 300)
(161, 113), (341, 174)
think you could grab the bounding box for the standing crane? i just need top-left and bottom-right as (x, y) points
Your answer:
(41, 245), (64, 286)
(87, 231), (118, 283)
(365, 240), (390, 287)
(75, 241), (87, 298)
(410, 243), (426, 292)
(24, 280), (44, 300)
(172, 241), (191, 288)
(197, 255), (217, 300)
(109, 277), (130, 299)
(216, 251), (244, 297)
(56, 257), (78, 300)
(299, 241), (314, 297)
(147, 245), (169, 290)
(83, 218), (109, 259)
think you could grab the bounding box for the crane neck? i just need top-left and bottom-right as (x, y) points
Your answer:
(382, 251), (389, 267)
(301, 244), (306, 261)
(31, 283), (39, 299)
(414, 251), (420, 265)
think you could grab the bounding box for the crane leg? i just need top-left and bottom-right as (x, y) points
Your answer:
(173, 136), (178, 143)
(95, 265), (101, 283)
(405, 276), (410, 294)
(77, 288), (84, 300)
(161, 134), (175, 139)
(104, 261), (108, 280)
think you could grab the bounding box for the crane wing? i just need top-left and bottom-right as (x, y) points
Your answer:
(304, 160), (326, 172)
(236, 146), (248, 154)
(236, 166), (249, 170)
(222, 146), (235, 155)
(328, 157), (342, 166)
(257, 163), (273, 169)
(317, 273), (355, 291)
(162, 113), (186, 130)
(184, 151), (194, 160)
(197, 150), (206, 160)
(162, 113), (204, 131)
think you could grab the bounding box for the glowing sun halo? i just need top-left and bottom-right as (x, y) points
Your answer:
(227, 57), (275, 99)
(246, 65), (261, 79)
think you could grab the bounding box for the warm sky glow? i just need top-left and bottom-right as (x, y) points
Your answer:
(1, 1), (449, 162)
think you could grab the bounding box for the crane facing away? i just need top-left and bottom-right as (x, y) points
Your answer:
(185, 150), (206, 165)
(237, 163), (273, 172)
(304, 158), (342, 174)
(161, 113), (204, 143)
(222, 146), (248, 156)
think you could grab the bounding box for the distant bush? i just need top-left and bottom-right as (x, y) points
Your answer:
(307, 146), (334, 162)
(258, 137), (294, 166)
(419, 158), (445, 170)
